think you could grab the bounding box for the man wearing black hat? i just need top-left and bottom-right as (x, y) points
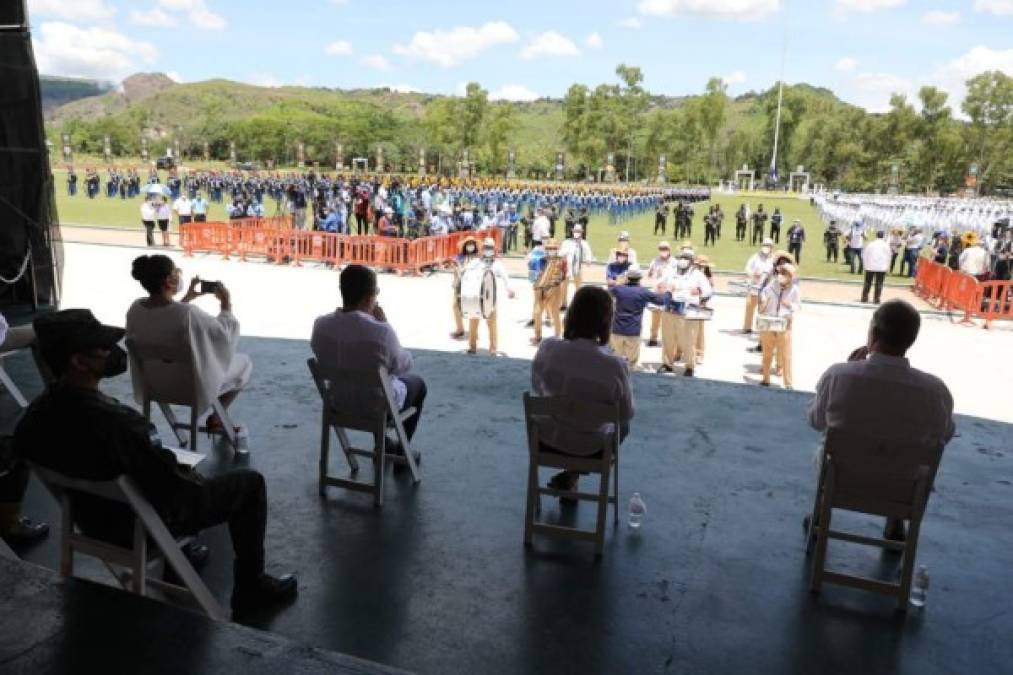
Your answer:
(14, 309), (297, 618)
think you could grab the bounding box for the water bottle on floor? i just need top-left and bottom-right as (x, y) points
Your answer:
(628, 492), (646, 529)
(910, 565), (929, 608)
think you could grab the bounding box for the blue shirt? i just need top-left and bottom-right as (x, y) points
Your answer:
(610, 284), (669, 337)
(606, 261), (631, 282)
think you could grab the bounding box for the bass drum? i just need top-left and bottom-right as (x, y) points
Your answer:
(459, 266), (498, 320)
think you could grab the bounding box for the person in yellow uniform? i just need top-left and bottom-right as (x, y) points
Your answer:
(450, 236), (480, 339)
(693, 255), (714, 363)
(646, 241), (674, 347)
(757, 262), (800, 388)
(742, 238), (774, 333)
(659, 252), (712, 377)
(530, 239), (567, 345)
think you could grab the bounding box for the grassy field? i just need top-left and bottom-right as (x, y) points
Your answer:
(51, 168), (897, 282)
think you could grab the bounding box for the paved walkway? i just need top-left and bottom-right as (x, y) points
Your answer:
(59, 224), (933, 311)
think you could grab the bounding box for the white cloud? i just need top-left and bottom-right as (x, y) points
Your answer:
(722, 71), (747, 87)
(490, 84), (540, 101)
(638, 0), (779, 20)
(249, 72), (282, 88)
(835, 57), (859, 72)
(922, 9), (960, 24)
(975, 0), (1013, 16)
(848, 72), (914, 112)
(28, 0), (116, 22)
(520, 31), (580, 60)
(379, 83), (420, 93)
(835, 0), (906, 11)
(934, 45), (1013, 112)
(393, 21), (519, 67)
(129, 8), (178, 27)
(585, 32), (604, 49)
(155, 0), (226, 30)
(362, 54), (391, 71)
(324, 40), (353, 56)
(329, 0), (349, 5)
(619, 17), (643, 28)
(166, 71), (184, 82)
(32, 21), (158, 80)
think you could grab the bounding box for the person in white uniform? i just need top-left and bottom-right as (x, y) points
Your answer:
(559, 224), (594, 311)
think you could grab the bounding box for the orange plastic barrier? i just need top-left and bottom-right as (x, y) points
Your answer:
(181, 222), (503, 275)
(941, 271), (980, 325)
(976, 281), (1013, 329)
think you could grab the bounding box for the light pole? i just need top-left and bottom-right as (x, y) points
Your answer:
(625, 135), (632, 183)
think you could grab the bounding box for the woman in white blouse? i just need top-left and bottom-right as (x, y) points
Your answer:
(531, 285), (634, 494)
(125, 254), (251, 433)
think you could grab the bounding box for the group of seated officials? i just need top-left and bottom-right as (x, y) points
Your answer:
(0, 252), (954, 621)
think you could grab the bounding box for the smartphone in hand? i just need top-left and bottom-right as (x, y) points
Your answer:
(199, 280), (222, 295)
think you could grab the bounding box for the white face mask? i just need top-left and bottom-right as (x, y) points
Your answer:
(761, 247), (772, 256)
(677, 259), (690, 271)
(777, 274), (790, 286)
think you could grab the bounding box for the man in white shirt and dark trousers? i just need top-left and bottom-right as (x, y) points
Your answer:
(808, 300), (955, 541)
(310, 265), (427, 453)
(861, 230), (891, 304)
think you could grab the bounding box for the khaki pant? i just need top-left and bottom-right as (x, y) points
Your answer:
(649, 308), (661, 341)
(743, 294), (759, 331)
(533, 286), (563, 339)
(610, 334), (641, 367)
(677, 318), (701, 370)
(452, 295), (464, 334)
(660, 312), (681, 367)
(468, 311), (498, 353)
(760, 330), (793, 386)
(696, 320), (706, 361)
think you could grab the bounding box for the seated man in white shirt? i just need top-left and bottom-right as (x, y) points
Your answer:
(310, 265), (426, 452)
(531, 286), (634, 494)
(808, 299), (955, 541)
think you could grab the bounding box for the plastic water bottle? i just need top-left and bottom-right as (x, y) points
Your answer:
(628, 493), (646, 529)
(910, 565), (929, 608)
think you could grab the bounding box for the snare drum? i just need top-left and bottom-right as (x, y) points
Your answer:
(459, 266), (497, 320)
(755, 315), (788, 333)
(683, 305), (714, 321)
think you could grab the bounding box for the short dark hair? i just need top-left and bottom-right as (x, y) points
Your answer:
(871, 300), (920, 354)
(563, 286), (613, 346)
(131, 254), (175, 295)
(340, 264), (377, 308)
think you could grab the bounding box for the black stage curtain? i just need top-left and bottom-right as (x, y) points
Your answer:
(0, 5), (62, 309)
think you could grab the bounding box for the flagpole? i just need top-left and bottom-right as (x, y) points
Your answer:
(770, 3), (788, 185)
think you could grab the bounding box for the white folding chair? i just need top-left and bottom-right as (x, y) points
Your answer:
(0, 351), (29, 408)
(126, 338), (244, 454)
(307, 357), (420, 507)
(522, 392), (620, 556)
(31, 464), (227, 621)
(806, 428), (945, 611)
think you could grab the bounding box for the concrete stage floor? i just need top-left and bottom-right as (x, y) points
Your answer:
(2, 338), (1011, 674)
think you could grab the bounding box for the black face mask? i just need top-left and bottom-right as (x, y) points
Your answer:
(103, 345), (128, 378)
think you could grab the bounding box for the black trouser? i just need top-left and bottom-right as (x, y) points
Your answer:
(788, 242), (802, 263)
(890, 252), (899, 274)
(143, 220), (156, 246)
(355, 213), (367, 235)
(848, 248), (863, 274)
(705, 225), (716, 246)
(654, 215), (666, 235)
(770, 226), (780, 243)
(399, 374), (427, 440)
(174, 469), (267, 583)
(751, 226), (763, 245)
(826, 243), (838, 263)
(862, 271), (886, 303)
(736, 223), (746, 241)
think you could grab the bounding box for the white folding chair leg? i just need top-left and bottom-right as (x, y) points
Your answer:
(189, 408), (199, 453)
(390, 410), (420, 483)
(0, 364), (28, 408)
(333, 425), (359, 472)
(211, 401), (244, 454)
(158, 403), (189, 447)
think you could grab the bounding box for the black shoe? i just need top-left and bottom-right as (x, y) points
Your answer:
(747, 345), (762, 353)
(0, 516), (49, 543)
(559, 305), (568, 312)
(657, 365), (674, 374)
(232, 573), (298, 617)
(647, 339), (659, 347)
(524, 320), (535, 328)
(683, 368), (694, 377)
(759, 381), (770, 387)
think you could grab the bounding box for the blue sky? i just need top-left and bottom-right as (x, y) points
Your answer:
(26, 0), (1013, 113)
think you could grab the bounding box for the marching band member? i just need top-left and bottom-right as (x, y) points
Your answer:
(559, 224), (594, 311)
(607, 231), (638, 267)
(465, 238), (515, 355)
(742, 238), (774, 334)
(530, 239), (567, 345)
(757, 262), (800, 388)
(450, 237), (480, 339)
(605, 249), (631, 287)
(693, 255), (714, 364)
(646, 241), (675, 347)
(659, 252), (711, 377)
